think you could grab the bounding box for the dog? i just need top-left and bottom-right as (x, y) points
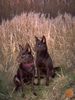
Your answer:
(13, 43), (36, 95)
(35, 35), (55, 86)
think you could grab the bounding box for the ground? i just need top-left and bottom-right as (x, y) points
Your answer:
(0, 67), (75, 100)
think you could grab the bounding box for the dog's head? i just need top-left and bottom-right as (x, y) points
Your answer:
(19, 43), (33, 63)
(35, 35), (47, 52)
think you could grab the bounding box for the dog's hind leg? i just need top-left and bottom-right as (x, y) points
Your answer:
(37, 68), (41, 85)
(46, 67), (49, 86)
(14, 75), (21, 91)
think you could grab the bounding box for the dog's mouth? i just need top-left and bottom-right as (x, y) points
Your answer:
(36, 45), (47, 51)
(23, 62), (34, 68)
(21, 55), (33, 62)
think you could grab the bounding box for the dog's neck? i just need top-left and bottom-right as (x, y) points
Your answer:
(37, 50), (49, 57)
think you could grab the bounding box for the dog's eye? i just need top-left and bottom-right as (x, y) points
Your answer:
(38, 44), (41, 47)
(22, 52), (26, 55)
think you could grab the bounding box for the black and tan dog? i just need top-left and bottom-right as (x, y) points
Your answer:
(35, 36), (56, 86)
(13, 43), (36, 95)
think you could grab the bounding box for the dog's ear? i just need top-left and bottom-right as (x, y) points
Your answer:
(25, 43), (31, 53)
(35, 36), (39, 41)
(28, 45), (31, 53)
(19, 44), (24, 52)
(42, 35), (46, 43)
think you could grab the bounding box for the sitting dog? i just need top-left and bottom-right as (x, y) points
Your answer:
(35, 35), (55, 86)
(13, 43), (36, 95)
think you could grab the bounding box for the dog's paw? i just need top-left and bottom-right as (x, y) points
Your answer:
(33, 92), (37, 96)
(21, 93), (25, 98)
(36, 82), (40, 85)
(46, 82), (49, 86)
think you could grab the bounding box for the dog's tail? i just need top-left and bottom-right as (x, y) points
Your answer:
(51, 66), (61, 78)
(54, 66), (61, 72)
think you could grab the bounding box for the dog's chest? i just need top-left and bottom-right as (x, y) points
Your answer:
(20, 62), (34, 72)
(37, 56), (48, 64)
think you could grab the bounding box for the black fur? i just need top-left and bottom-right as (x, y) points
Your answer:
(35, 36), (55, 86)
(13, 43), (36, 95)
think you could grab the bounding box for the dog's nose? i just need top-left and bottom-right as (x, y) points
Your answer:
(38, 44), (41, 47)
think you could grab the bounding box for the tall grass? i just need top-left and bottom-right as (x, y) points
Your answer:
(0, 12), (75, 80)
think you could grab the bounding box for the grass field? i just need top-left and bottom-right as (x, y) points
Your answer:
(0, 12), (75, 100)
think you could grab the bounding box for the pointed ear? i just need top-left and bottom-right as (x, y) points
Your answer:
(35, 36), (39, 41)
(28, 46), (31, 53)
(42, 35), (46, 43)
(25, 43), (31, 53)
(19, 44), (23, 51)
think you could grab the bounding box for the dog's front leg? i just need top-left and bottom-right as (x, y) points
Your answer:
(21, 79), (24, 92)
(37, 68), (41, 85)
(31, 67), (37, 96)
(19, 69), (24, 92)
(46, 67), (49, 86)
(32, 75), (37, 96)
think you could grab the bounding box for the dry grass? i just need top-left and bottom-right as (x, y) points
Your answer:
(0, 12), (75, 100)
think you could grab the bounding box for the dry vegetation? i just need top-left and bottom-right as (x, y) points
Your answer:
(0, 12), (75, 100)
